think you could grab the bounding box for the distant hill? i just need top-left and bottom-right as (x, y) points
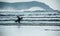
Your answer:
(0, 1), (53, 10)
(0, 1), (60, 12)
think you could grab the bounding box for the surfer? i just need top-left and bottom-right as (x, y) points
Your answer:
(15, 16), (23, 24)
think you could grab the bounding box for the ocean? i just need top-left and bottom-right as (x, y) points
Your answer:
(0, 11), (60, 36)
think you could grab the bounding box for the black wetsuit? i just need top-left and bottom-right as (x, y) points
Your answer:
(15, 16), (23, 23)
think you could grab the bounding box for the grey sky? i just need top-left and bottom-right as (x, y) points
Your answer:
(0, 0), (60, 11)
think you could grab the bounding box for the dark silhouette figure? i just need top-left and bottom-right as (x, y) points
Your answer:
(15, 16), (23, 23)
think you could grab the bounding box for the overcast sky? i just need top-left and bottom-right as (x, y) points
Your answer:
(0, 0), (60, 11)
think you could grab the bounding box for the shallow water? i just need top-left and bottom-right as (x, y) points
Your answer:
(0, 25), (60, 36)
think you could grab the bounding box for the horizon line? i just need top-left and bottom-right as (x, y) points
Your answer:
(0, 1), (41, 3)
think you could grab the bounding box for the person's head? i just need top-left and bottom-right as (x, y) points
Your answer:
(17, 15), (19, 18)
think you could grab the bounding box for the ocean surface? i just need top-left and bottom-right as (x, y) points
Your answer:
(0, 11), (60, 24)
(0, 11), (60, 36)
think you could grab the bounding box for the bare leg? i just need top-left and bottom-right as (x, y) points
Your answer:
(18, 21), (20, 28)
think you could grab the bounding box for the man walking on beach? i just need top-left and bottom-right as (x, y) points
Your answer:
(15, 15), (23, 24)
